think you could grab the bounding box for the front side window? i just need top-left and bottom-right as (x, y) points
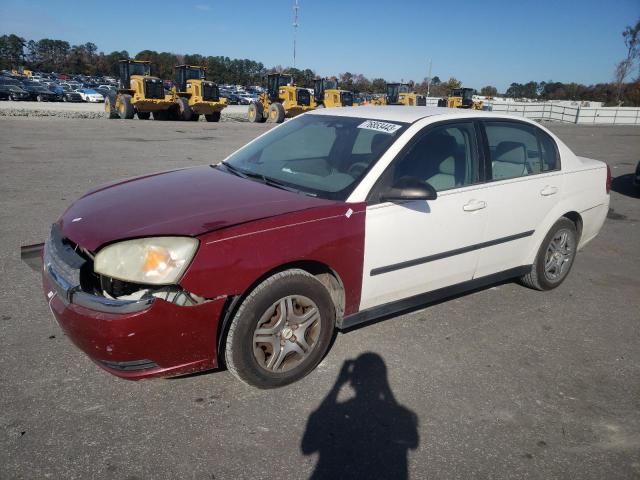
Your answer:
(222, 115), (408, 200)
(484, 121), (559, 180)
(381, 122), (480, 194)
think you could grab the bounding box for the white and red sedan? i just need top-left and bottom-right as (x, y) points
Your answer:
(32, 106), (610, 388)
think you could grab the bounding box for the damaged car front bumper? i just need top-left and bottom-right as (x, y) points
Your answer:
(25, 226), (225, 379)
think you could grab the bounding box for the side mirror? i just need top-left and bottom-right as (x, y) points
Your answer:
(380, 176), (438, 202)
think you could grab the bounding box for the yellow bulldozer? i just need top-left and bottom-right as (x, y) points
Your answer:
(372, 83), (426, 106)
(248, 73), (314, 123)
(105, 60), (174, 120)
(313, 77), (353, 108)
(169, 65), (226, 122)
(437, 87), (483, 110)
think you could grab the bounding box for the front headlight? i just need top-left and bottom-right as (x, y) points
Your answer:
(94, 237), (199, 285)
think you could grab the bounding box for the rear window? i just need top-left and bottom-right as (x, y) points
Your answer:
(484, 121), (559, 181)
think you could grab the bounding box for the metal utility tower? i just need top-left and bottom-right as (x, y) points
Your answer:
(292, 0), (299, 69)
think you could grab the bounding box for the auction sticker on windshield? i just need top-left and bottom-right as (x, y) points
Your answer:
(357, 120), (402, 134)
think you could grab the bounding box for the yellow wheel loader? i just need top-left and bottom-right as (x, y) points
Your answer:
(169, 65), (227, 122)
(313, 78), (353, 108)
(385, 83), (426, 106)
(247, 73), (314, 123)
(105, 60), (174, 120)
(437, 88), (483, 109)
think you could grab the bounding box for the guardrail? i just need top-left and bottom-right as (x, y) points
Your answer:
(487, 102), (640, 125)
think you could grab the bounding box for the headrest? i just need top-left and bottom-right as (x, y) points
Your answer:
(495, 141), (526, 165)
(438, 156), (456, 175)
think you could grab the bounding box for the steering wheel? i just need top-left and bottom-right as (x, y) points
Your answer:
(347, 162), (370, 178)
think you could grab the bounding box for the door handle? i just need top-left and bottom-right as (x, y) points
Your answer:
(463, 200), (487, 212)
(540, 185), (558, 196)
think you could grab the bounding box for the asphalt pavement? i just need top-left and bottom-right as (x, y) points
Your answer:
(0, 116), (638, 479)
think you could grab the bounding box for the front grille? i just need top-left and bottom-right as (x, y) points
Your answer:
(340, 91), (354, 106)
(44, 225), (86, 300)
(202, 82), (219, 101)
(144, 78), (164, 99)
(296, 88), (310, 106)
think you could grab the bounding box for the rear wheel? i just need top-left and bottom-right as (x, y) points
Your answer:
(520, 218), (577, 291)
(36, 95), (43, 102)
(177, 97), (192, 121)
(205, 111), (221, 122)
(267, 102), (286, 123)
(118, 94), (134, 119)
(104, 94), (119, 119)
(137, 111), (151, 120)
(190, 113), (200, 122)
(248, 101), (264, 123)
(225, 269), (335, 388)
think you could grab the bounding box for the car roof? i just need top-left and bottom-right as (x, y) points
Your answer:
(306, 105), (524, 124)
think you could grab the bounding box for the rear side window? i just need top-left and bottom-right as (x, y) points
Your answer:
(484, 121), (559, 180)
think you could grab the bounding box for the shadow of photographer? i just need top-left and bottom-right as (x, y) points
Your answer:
(301, 352), (419, 480)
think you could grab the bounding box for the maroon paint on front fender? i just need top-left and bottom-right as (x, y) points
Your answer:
(181, 203), (367, 316)
(44, 272), (226, 379)
(58, 166), (337, 252)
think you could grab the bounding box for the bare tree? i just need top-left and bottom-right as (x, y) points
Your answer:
(615, 19), (640, 104)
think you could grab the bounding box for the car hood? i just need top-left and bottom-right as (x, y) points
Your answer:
(59, 165), (337, 252)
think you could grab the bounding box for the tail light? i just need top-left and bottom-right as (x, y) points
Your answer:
(606, 164), (612, 194)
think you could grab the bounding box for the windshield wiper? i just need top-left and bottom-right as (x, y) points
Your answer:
(214, 162), (248, 178)
(213, 163), (316, 197)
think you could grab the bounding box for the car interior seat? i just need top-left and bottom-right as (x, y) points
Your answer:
(492, 141), (528, 180)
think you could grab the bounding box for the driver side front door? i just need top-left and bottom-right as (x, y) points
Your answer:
(359, 121), (488, 310)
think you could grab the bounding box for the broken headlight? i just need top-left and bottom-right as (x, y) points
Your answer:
(94, 237), (198, 285)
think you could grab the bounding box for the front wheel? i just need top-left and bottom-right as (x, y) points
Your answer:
(520, 218), (577, 291)
(225, 269), (335, 388)
(205, 111), (221, 122)
(248, 101), (264, 123)
(267, 102), (286, 123)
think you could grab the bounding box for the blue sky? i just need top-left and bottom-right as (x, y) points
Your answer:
(1, 0), (638, 90)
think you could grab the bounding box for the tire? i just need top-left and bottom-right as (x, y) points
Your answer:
(63, 96), (67, 102)
(225, 269), (335, 389)
(36, 95), (42, 102)
(267, 102), (286, 123)
(137, 111), (151, 120)
(10, 95), (16, 101)
(520, 218), (578, 291)
(247, 101), (264, 123)
(190, 113), (200, 122)
(177, 97), (192, 121)
(153, 110), (169, 121)
(118, 94), (134, 119)
(104, 94), (119, 119)
(205, 111), (221, 122)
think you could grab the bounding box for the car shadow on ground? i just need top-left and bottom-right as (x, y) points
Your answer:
(611, 173), (640, 199)
(301, 352), (419, 480)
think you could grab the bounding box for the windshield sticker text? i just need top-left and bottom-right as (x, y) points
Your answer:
(357, 120), (402, 134)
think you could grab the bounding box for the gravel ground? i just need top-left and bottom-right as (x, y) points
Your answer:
(0, 100), (249, 120)
(0, 117), (639, 480)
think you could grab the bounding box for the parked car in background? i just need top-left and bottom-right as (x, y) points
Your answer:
(0, 84), (31, 101)
(22, 84), (59, 101)
(29, 107), (610, 388)
(61, 89), (83, 102)
(77, 88), (104, 103)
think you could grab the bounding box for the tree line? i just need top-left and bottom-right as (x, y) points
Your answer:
(1, 30), (638, 106)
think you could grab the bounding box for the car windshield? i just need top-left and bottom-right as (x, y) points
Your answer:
(220, 114), (408, 200)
